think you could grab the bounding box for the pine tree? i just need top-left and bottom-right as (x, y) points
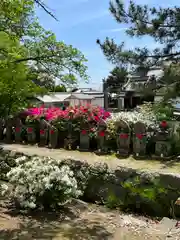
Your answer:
(105, 66), (128, 93)
(97, 0), (180, 99)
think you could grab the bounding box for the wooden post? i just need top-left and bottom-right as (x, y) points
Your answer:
(49, 127), (58, 148)
(103, 79), (108, 110)
(0, 119), (4, 141)
(5, 118), (13, 143)
(97, 120), (107, 152)
(80, 129), (89, 151)
(14, 118), (23, 143)
(133, 122), (147, 157)
(64, 110), (75, 150)
(26, 125), (36, 144)
(116, 120), (131, 156)
(39, 119), (49, 146)
(155, 121), (171, 158)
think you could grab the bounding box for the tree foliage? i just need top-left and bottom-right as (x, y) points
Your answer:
(0, 0), (88, 117)
(0, 31), (44, 117)
(53, 85), (67, 92)
(105, 66), (128, 93)
(97, 0), (180, 99)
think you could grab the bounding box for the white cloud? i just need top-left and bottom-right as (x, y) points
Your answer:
(100, 27), (128, 33)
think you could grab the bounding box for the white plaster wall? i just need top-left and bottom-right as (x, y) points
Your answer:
(69, 98), (91, 106)
(42, 97), (104, 108)
(91, 97), (104, 107)
(69, 98), (79, 106)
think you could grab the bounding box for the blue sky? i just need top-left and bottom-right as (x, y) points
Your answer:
(36, 0), (178, 90)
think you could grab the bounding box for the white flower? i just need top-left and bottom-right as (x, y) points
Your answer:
(1, 184), (8, 196)
(1, 183), (8, 191)
(27, 202), (36, 209)
(106, 103), (157, 128)
(16, 156), (28, 165)
(6, 156), (82, 209)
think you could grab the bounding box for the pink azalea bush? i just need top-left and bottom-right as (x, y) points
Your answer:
(24, 105), (111, 133)
(26, 105), (110, 121)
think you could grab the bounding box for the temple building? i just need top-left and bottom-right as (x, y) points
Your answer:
(117, 66), (164, 110)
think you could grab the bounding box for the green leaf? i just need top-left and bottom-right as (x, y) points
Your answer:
(0, 0), (89, 117)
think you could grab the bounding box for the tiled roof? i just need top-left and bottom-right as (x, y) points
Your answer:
(83, 91), (103, 94)
(67, 93), (95, 100)
(54, 93), (71, 101)
(147, 68), (164, 79)
(37, 93), (70, 103)
(36, 92), (103, 102)
(73, 88), (103, 95)
(122, 80), (146, 91)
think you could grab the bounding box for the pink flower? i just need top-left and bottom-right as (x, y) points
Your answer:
(23, 106), (111, 129)
(94, 116), (100, 122)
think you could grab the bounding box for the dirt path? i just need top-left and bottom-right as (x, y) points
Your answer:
(1, 144), (180, 239)
(0, 198), (175, 240)
(2, 143), (180, 174)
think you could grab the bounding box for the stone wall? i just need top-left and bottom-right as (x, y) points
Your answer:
(1, 149), (180, 217)
(61, 159), (180, 217)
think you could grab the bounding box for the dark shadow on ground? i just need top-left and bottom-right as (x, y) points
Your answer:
(115, 153), (130, 159)
(0, 201), (113, 240)
(94, 151), (112, 156)
(59, 219), (112, 240)
(160, 159), (180, 169)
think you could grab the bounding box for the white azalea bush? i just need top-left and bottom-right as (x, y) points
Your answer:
(2, 155), (82, 209)
(106, 103), (156, 137)
(110, 103), (156, 127)
(105, 103), (157, 147)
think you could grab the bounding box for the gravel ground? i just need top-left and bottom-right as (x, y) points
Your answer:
(1, 144), (180, 239)
(2, 143), (180, 173)
(0, 198), (171, 240)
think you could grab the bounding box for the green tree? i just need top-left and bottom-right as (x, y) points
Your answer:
(97, 0), (180, 100)
(30, 70), (56, 90)
(0, 0), (88, 117)
(0, 31), (44, 117)
(53, 85), (67, 92)
(105, 66), (128, 93)
(22, 27), (88, 86)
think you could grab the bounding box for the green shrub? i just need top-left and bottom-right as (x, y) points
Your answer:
(105, 176), (169, 216)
